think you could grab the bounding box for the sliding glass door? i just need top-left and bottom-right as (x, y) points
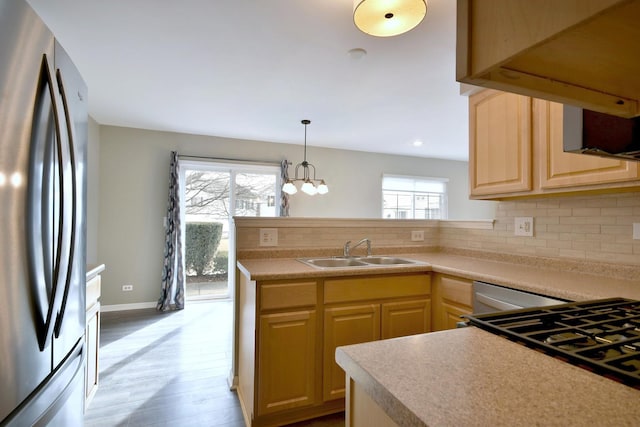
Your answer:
(180, 160), (279, 300)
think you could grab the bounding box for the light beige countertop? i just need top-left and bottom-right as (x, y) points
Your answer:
(237, 252), (640, 301)
(86, 264), (105, 282)
(336, 327), (640, 427)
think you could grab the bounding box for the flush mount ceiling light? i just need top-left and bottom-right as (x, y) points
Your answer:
(282, 120), (328, 196)
(353, 0), (427, 37)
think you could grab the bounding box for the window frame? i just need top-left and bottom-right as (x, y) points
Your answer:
(179, 159), (282, 219)
(381, 174), (449, 220)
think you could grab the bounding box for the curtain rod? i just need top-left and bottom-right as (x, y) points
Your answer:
(177, 154), (283, 167)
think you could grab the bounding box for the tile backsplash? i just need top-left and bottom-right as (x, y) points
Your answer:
(234, 218), (440, 256)
(235, 191), (640, 267)
(441, 191), (640, 266)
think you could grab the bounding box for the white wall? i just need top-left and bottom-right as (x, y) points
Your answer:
(97, 125), (495, 305)
(286, 146), (496, 220)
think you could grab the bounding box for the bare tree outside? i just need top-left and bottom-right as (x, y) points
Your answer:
(235, 173), (277, 217)
(185, 171), (276, 218)
(184, 171), (231, 217)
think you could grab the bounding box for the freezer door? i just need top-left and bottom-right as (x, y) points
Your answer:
(3, 341), (85, 427)
(0, 0), (56, 422)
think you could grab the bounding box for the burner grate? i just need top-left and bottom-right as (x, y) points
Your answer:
(464, 298), (640, 389)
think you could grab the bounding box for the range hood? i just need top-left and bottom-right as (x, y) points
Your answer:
(457, 0), (640, 119)
(563, 105), (640, 162)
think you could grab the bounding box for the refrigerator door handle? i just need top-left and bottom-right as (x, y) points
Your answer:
(27, 54), (69, 351)
(53, 68), (77, 337)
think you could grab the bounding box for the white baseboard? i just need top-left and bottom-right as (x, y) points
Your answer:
(101, 302), (157, 312)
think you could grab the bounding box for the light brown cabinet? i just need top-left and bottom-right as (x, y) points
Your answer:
(535, 100), (640, 189)
(257, 310), (317, 415)
(469, 89), (640, 200)
(323, 304), (380, 402)
(238, 277), (324, 427)
(457, 0), (640, 118)
(381, 299), (431, 339)
(322, 274), (431, 402)
(237, 271), (430, 426)
(469, 89), (532, 197)
(432, 274), (473, 331)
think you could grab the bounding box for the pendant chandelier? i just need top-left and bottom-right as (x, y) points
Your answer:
(282, 120), (328, 196)
(353, 0), (427, 37)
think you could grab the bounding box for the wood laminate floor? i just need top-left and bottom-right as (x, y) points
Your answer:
(84, 299), (345, 427)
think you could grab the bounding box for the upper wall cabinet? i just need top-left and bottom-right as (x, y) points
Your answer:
(535, 100), (640, 189)
(469, 89), (532, 197)
(457, 0), (640, 118)
(469, 89), (640, 200)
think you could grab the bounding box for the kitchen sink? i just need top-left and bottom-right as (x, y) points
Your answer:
(358, 256), (415, 265)
(297, 256), (419, 269)
(300, 258), (369, 268)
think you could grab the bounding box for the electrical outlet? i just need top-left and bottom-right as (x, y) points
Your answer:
(259, 228), (278, 247)
(633, 223), (640, 240)
(514, 217), (534, 237)
(411, 230), (425, 241)
(122, 285), (133, 291)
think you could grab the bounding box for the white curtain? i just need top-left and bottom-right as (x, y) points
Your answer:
(157, 151), (185, 311)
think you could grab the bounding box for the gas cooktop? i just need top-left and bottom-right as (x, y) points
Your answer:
(463, 298), (640, 389)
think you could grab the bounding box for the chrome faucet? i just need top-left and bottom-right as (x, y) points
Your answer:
(343, 238), (371, 257)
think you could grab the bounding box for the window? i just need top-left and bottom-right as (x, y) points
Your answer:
(382, 175), (448, 219)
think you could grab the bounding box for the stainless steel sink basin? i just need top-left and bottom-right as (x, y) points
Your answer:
(298, 258), (368, 268)
(297, 256), (418, 269)
(360, 256), (415, 265)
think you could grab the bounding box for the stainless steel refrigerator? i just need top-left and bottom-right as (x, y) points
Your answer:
(1, 0), (87, 425)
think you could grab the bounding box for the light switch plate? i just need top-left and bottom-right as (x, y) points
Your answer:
(514, 217), (534, 237)
(259, 228), (278, 246)
(411, 230), (424, 241)
(633, 223), (640, 240)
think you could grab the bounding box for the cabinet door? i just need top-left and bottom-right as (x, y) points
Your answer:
(381, 299), (431, 339)
(537, 100), (639, 189)
(323, 305), (380, 402)
(84, 304), (100, 409)
(257, 310), (317, 415)
(469, 89), (532, 197)
(440, 302), (472, 331)
(433, 275), (473, 331)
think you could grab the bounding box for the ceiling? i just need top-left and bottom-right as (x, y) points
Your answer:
(26, 0), (469, 161)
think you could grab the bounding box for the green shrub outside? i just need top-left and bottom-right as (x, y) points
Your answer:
(185, 222), (223, 276)
(213, 251), (228, 274)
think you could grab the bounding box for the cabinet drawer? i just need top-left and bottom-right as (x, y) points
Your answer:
(440, 276), (472, 307)
(260, 281), (317, 310)
(325, 274), (430, 304)
(86, 275), (101, 311)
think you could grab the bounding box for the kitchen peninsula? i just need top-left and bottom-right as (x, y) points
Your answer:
(336, 326), (640, 426)
(233, 215), (640, 426)
(236, 247), (640, 426)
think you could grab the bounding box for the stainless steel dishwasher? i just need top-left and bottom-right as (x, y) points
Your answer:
(472, 281), (568, 314)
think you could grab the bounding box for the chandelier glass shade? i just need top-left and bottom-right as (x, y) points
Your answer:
(282, 120), (328, 196)
(353, 0), (427, 37)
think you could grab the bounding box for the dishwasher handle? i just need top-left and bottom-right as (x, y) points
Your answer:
(475, 292), (524, 312)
